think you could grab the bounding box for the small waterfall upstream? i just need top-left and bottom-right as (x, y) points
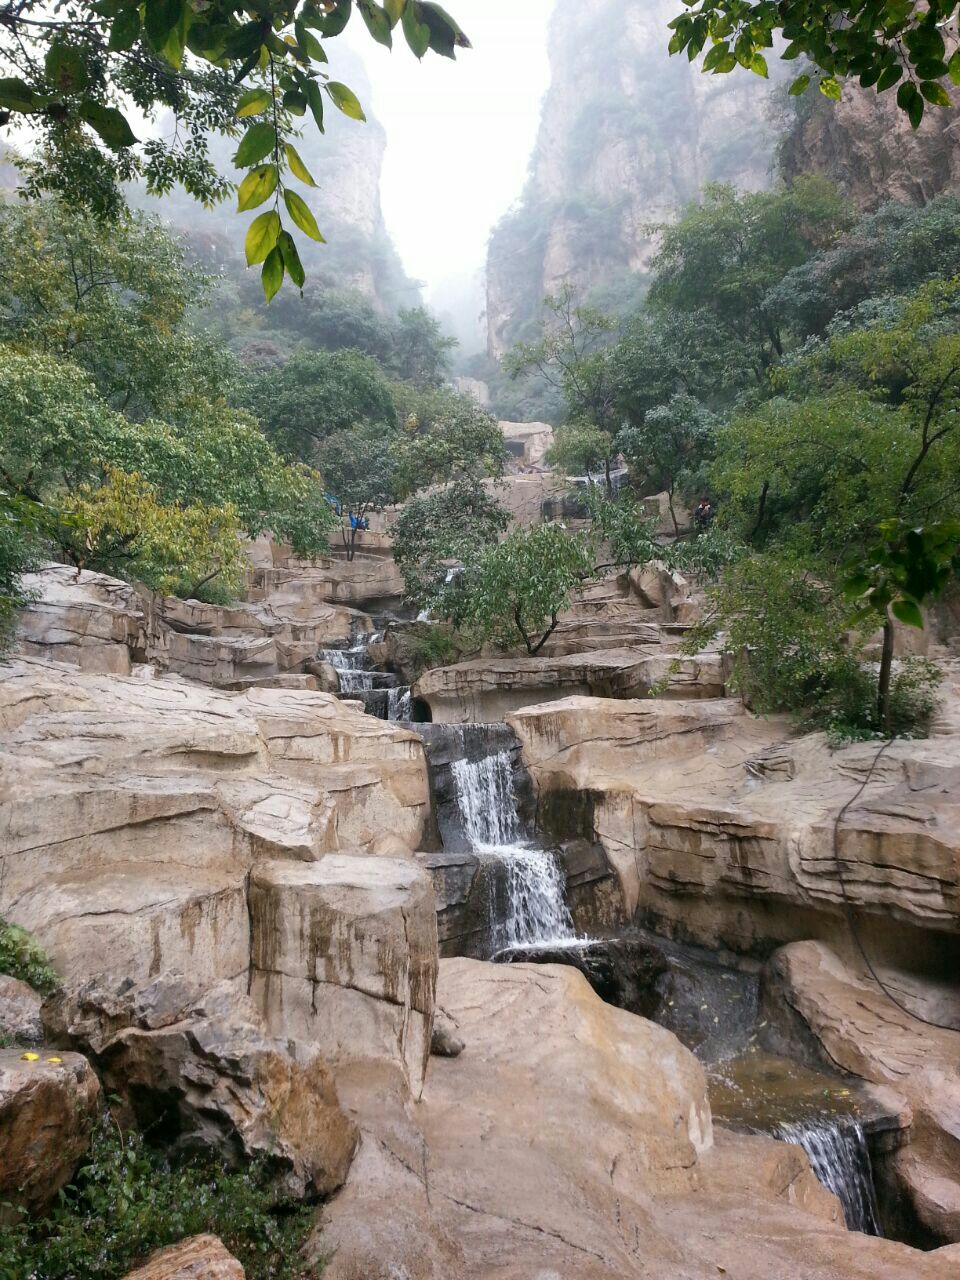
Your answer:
(776, 1118), (881, 1235)
(449, 748), (577, 952)
(320, 633), (411, 722)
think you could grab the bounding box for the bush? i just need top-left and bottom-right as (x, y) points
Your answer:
(0, 919), (60, 995)
(0, 494), (40, 656)
(0, 1125), (321, 1280)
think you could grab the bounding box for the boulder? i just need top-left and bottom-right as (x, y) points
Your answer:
(0, 1048), (100, 1219)
(430, 1009), (464, 1058)
(45, 975), (357, 1201)
(0, 975), (43, 1045)
(17, 565), (145, 675)
(0, 660), (431, 987)
(499, 420), (554, 467)
(249, 856), (438, 1098)
(123, 1235), (244, 1280)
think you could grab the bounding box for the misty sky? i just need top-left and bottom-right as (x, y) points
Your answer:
(346, 1), (554, 303)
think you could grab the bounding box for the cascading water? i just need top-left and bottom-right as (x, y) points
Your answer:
(320, 631), (411, 721)
(449, 749), (577, 951)
(775, 1118), (881, 1235)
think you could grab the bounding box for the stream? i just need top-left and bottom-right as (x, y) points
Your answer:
(325, 623), (887, 1238)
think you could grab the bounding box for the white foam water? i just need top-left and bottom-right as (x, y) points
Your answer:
(450, 750), (576, 950)
(776, 1118), (881, 1235)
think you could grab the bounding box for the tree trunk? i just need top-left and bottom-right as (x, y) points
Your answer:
(877, 612), (895, 734)
(667, 490), (680, 538)
(604, 455), (612, 496)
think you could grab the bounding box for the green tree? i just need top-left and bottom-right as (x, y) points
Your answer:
(0, 202), (228, 420)
(454, 523), (594, 655)
(392, 477), (509, 612)
(545, 421), (616, 490)
(0, 1), (469, 297)
(248, 347), (397, 460)
(667, 0), (960, 124)
(317, 424), (397, 560)
(649, 179), (853, 379)
(0, 492), (40, 655)
(391, 384), (507, 498)
(388, 306), (458, 387)
(505, 285), (619, 424)
(616, 393), (716, 534)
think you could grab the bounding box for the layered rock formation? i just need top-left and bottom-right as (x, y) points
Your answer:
(486, 0), (786, 354)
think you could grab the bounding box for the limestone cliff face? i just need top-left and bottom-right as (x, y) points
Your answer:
(485, 0), (786, 356)
(779, 78), (960, 211)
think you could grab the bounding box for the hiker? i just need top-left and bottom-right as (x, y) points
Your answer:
(693, 497), (714, 533)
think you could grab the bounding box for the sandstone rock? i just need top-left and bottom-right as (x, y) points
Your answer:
(0, 660), (430, 987)
(319, 958), (946, 1279)
(414, 646), (726, 723)
(761, 941), (960, 1245)
(17, 565), (145, 675)
(0, 975), (43, 1044)
(123, 1235), (244, 1280)
(499, 420), (554, 467)
(45, 975), (357, 1201)
(249, 856), (438, 1097)
(430, 1009), (464, 1057)
(510, 694), (960, 949)
(0, 1048), (100, 1219)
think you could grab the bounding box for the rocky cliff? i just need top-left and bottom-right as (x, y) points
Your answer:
(485, 0), (786, 356)
(778, 77), (960, 211)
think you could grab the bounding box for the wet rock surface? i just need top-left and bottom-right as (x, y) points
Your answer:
(0, 975), (43, 1045)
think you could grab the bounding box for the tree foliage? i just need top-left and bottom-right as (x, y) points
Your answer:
(616, 394), (716, 533)
(454, 523), (594, 656)
(667, 0), (960, 124)
(392, 477), (509, 612)
(0, 0), (469, 297)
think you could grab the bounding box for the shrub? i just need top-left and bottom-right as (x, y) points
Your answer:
(0, 919), (60, 995)
(0, 1124), (321, 1280)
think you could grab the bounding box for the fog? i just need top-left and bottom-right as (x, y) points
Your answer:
(346, 1), (554, 325)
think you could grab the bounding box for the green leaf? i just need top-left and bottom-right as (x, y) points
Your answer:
(920, 79), (951, 106)
(79, 101), (138, 149)
(285, 143), (317, 187)
(234, 121), (277, 168)
(305, 80), (325, 133)
(0, 77), (45, 112)
(261, 245), (285, 303)
(245, 209), (281, 265)
(237, 163), (278, 211)
(144, 0), (182, 49)
(278, 230), (306, 289)
(45, 42), (89, 94)
(402, 3), (431, 58)
(876, 65), (902, 91)
(318, 0), (352, 36)
(360, 2), (393, 47)
(818, 76), (842, 101)
(949, 50), (960, 86)
(385, 0), (405, 23)
(237, 87), (271, 118)
(419, 2), (469, 58)
(891, 598), (924, 629)
(702, 41), (730, 72)
(325, 81), (366, 121)
(749, 52), (768, 78)
(108, 9), (142, 53)
(294, 19), (326, 61)
(788, 73), (810, 96)
(283, 189), (325, 242)
(282, 89), (307, 115)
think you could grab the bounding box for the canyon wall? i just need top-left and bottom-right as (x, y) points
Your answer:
(485, 0), (786, 356)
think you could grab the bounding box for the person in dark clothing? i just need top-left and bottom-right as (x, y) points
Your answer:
(693, 497), (714, 533)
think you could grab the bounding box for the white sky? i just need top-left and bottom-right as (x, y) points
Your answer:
(346, 1), (554, 302)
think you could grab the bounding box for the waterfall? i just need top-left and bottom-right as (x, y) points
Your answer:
(450, 750), (576, 951)
(776, 1118), (881, 1235)
(320, 633), (411, 721)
